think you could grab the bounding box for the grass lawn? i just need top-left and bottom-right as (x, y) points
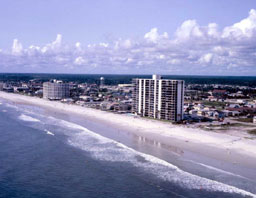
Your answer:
(208, 123), (249, 127)
(203, 123), (251, 132)
(202, 101), (226, 107)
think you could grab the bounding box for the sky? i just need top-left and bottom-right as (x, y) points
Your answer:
(0, 0), (256, 75)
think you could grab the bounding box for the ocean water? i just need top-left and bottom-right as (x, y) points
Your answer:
(0, 100), (255, 198)
(1, 73), (256, 86)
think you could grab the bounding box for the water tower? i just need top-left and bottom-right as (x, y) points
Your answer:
(100, 77), (105, 87)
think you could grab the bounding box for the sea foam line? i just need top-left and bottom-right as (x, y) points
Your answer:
(57, 119), (255, 197)
(44, 129), (54, 136)
(197, 162), (252, 181)
(19, 114), (40, 122)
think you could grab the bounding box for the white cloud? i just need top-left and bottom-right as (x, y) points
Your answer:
(175, 20), (220, 43)
(99, 42), (109, 48)
(53, 34), (62, 46)
(75, 42), (82, 51)
(199, 53), (213, 64)
(213, 46), (228, 56)
(158, 54), (165, 60)
(1, 9), (256, 75)
(12, 39), (23, 55)
(167, 59), (181, 65)
(41, 34), (63, 54)
(75, 42), (81, 48)
(122, 39), (132, 49)
(125, 58), (134, 64)
(175, 20), (203, 40)
(55, 56), (69, 63)
(222, 9), (256, 39)
(207, 23), (219, 38)
(74, 56), (87, 65)
(144, 28), (168, 43)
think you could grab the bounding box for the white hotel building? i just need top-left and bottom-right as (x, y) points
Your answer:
(43, 80), (70, 100)
(132, 75), (184, 122)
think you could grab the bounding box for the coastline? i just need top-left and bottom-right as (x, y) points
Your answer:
(1, 91), (256, 176)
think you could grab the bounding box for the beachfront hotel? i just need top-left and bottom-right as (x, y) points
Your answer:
(43, 79), (70, 100)
(132, 75), (184, 122)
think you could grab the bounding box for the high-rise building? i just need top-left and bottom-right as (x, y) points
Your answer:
(43, 80), (70, 100)
(132, 75), (184, 122)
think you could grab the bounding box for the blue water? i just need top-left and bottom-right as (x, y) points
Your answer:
(1, 73), (256, 86)
(0, 101), (255, 198)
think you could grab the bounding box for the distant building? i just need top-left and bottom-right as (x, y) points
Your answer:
(2, 83), (14, 93)
(0, 82), (4, 91)
(211, 89), (227, 98)
(253, 116), (256, 124)
(43, 80), (70, 100)
(100, 77), (105, 87)
(132, 74), (184, 122)
(13, 86), (29, 93)
(118, 84), (133, 88)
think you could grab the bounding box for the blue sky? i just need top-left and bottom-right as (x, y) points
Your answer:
(0, 0), (256, 75)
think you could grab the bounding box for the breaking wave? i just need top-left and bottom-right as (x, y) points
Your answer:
(19, 114), (40, 122)
(44, 129), (54, 136)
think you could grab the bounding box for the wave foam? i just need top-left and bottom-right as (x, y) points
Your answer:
(44, 129), (54, 136)
(19, 114), (40, 122)
(5, 103), (19, 109)
(197, 162), (251, 181)
(57, 119), (255, 197)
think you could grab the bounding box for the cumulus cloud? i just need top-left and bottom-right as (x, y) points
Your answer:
(74, 56), (87, 65)
(222, 9), (256, 39)
(1, 9), (256, 75)
(199, 53), (213, 64)
(144, 28), (169, 43)
(41, 34), (64, 54)
(175, 20), (203, 40)
(12, 39), (23, 55)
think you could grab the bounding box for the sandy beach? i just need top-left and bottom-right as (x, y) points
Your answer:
(1, 91), (256, 175)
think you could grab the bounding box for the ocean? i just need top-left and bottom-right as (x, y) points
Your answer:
(0, 99), (255, 198)
(1, 73), (256, 86)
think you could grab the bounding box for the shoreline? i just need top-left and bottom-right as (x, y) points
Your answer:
(1, 92), (256, 176)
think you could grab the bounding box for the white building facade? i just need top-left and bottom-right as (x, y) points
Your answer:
(132, 75), (184, 122)
(43, 80), (70, 100)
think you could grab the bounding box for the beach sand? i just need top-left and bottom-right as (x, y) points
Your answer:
(1, 92), (256, 178)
